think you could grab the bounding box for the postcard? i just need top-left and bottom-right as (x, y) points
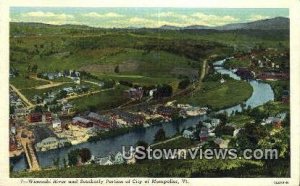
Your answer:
(0, 0), (299, 185)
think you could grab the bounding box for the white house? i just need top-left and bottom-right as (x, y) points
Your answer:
(149, 89), (157, 97)
(233, 128), (241, 137)
(35, 137), (60, 151)
(182, 129), (194, 139)
(10, 126), (16, 135)
(96, 156), (113, 166)
(220, 78), (225, 84)
(52, 119), (62, 128)
(211, 118), (221, 127)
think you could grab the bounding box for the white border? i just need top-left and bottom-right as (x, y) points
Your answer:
(0, 0), (299, 185)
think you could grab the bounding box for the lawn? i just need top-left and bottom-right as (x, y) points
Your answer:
(178, 79), (253, 110)
(224, 58), (251, 69)
(96, 74), (178, 86)
(19, 81), (101, 101)
(70, 86), (129, 112)
(228, 114), (254, 127)
(20, 83), (74, 100)
(257, 101), (289, 116)
(10, 76), (49, 89)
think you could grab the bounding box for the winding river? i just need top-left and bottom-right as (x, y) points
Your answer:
(12, 58), (274, 171)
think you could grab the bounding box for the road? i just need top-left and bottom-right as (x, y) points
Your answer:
(35, 82), (70, 90)
(150, 135), (182, 147)
(10, 84), (34, 108)
(30, 76), (72, 90)
(65, 87), (115, 101)
(82, 80), (100, 86)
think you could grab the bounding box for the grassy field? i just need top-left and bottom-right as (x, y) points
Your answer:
(257, 101), (289, 116)
(20, 81), (101, 101)
(70, 86), (129, 112)
(178, 79), (253, 110)
(224, 58), (251, 69)
(10, 76), (49, 89)
(228, 115), (254, 126)
(96, 74), (178, 86)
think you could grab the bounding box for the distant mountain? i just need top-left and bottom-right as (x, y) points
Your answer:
(158, 17), (289, 30)
(10, 17), (289, 31)
(215, 17), (289, 30)
(184, 25), (211, 30)
(159, 25), (181, 30)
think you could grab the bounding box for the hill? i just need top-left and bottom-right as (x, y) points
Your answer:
(215, 17), (289, 30)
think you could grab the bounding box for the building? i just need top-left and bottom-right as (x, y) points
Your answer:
(62, 103), (73, 113)
(124, 87), (143, 100)
(211, 118), (221, 127)
(111, 110), (144, 126)
(33, 126), (67, 151)
(220, 78), (225, 84)
(52, 119), (62, 128)
(257, 72), (289, 81)
(182, 129), (195, 139)
(98, 82), (105, 87)
(199, 127), (209, 142)
(156, 106), (177, 118)
(281, 90), (289, 104)
(87, 112), (112, 129)
(235, 68), (254, 80)
(72, 116), (93, 128)
(94, 156), (113, 166)
(28, 113), (42, 123)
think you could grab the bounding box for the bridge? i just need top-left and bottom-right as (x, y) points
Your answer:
(20, 130), (41, 171)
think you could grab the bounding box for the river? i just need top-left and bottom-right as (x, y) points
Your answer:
(12, 58), (274, 171)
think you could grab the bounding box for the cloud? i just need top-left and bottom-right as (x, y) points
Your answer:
(126, 17), (187, 28)
(154, 12), (187, 19)
(191, 12), (239, 26)
(22, 11), (74, 19)
(82, 12), (124, 18)
(248, 15), (270, 21)
(151, 12), (240, 26)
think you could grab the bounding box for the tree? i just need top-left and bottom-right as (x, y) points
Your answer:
(178, 79), (190, 90)
(215, 125), (235, 137)
(78, 148), (91, 163)
(236, 122), (267, 150)
(34, 105), (43, 113)
(154, 84), (173, 98)
(67, 149), (80, 166)
(31, 64), (38, 73)
(63, 158), (67, 168)
(52, 157), (60, 168)
(154, 128), (166, 142)
(114, 65), (120, 73)
(215, 112), (228, 125)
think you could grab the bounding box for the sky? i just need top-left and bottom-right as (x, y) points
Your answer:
(10, 7), (289, 28)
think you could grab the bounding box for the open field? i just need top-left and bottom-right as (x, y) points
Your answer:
(10, 76), (49, 89)
(178, 79), (253, 110)
(70, 86), (129, 112)
(224, 58), (251, 69)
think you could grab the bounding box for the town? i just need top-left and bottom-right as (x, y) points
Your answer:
(9, 9), (290, 178)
